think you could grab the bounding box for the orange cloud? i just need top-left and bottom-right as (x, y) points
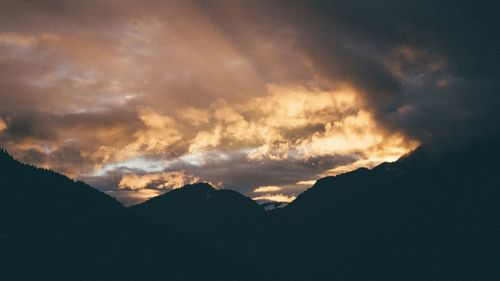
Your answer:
(253, 185), (282, 193)
(296, 180), (316, 186)
(0, 32), (36, 47)
(252, 194), (296, 203)
(0, 1), (427, 206)
(118, 170), (199, 190)
(106, 189), (164, 207)
(0, 117), (7, 133)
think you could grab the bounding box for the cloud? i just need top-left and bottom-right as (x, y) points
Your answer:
(289, 1), (500, 146)
(106, 189), (164, 207)
(252, 194), (297, 203)
(0, 117), (6, 133)
(0, 32), (36, 47)
(296, 180), (316, 186)
(0, 1), (497, 204)
(253, 186), (282, 193)
(118, 170), (199, 190)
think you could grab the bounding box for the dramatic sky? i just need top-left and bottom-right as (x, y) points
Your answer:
(0, 0), (498, 205)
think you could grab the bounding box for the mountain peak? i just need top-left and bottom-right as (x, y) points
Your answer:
(130, 182), (265, 253)
(181, 182), (216, 192)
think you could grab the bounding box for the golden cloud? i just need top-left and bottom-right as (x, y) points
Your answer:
(185, 84), (396, 160)
(0, 117), (7, 133)
(252, 194), (297, 203)
(106, 189), (164, 207)
(0, 32), (36, 47)
(253, 185), (283, 193)
(296, 180), (316, 186)
(0, 1), (425, 206)
(118, 170), (199, 190)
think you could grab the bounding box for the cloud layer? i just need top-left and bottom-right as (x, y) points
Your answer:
(0, 1), (497, 205)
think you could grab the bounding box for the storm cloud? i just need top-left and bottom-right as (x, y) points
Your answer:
(0, 0), (497, 205)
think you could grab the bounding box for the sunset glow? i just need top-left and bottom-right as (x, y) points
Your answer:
(2, 2), (497, 280)
(2, 0), (493, 205)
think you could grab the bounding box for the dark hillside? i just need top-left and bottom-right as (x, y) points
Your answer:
(0, 149), (263, 281)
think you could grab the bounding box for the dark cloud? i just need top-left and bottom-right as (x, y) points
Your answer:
(282, 0), (500, 145)
(197, 0), (499, 145)
(0, 0), (497, 204)
(0, 109), (143, 176)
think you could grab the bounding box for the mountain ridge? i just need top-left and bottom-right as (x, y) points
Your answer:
(130, 182), (265, 253)
(0, 148), (267, 281)
(2, 139), (499, 280)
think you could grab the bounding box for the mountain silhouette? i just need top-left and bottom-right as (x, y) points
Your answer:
(257, 140), (500, 280)
(129, 140), (500, 280)
(1, 139), (499, 280)
(131, 183), (265, 254)
(0, 149), (265, 281)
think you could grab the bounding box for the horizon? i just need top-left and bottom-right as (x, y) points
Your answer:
(0, 145), (417, 207)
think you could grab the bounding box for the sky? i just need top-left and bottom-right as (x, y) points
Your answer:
(0, 0), (498, 206)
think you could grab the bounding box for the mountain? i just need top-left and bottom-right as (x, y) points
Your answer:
(131, 183), (265, 253)
(2, 139), (499, 280)
(258, 140), (500, 280)
(0, 149), (264, 281)
(129, 140), (500, 280)
(258, 201), (288, 211)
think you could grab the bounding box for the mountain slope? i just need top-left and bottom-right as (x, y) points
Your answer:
(131, 183), (265, 253)
(0, 149), (264, 281)
(0, 149), (137, 280)
(261, 140), (500, 280)
(2, 139), (499, 281)
(127, 140), (500, 280)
